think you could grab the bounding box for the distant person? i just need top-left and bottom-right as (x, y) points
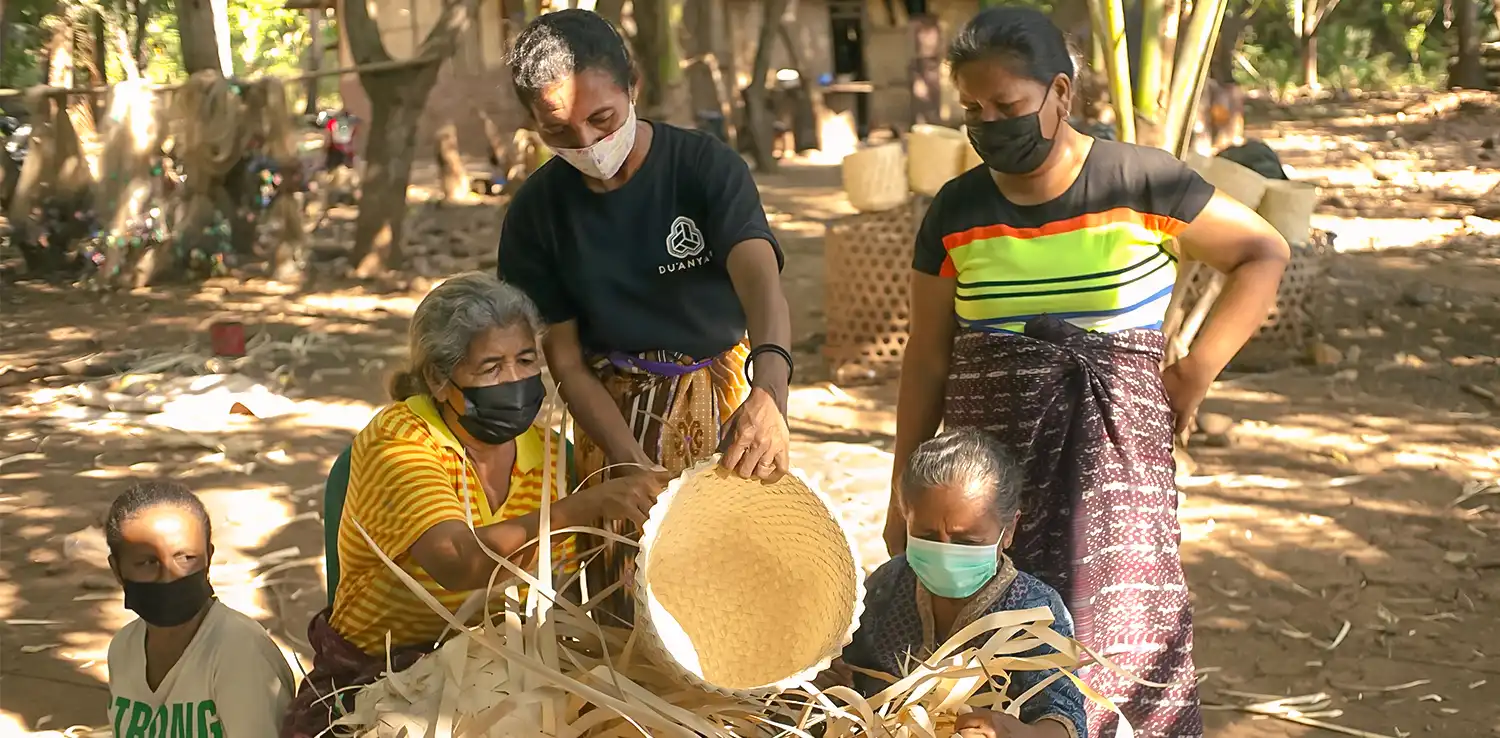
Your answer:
(839, 430), (1087, 738)
(887, 7), (1289, 738)
(105, 480), (294, 737)
(282, 273), (664, 738)
(498, 9), (794, 621)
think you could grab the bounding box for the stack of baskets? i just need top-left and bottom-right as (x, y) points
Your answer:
(1178, 153), (1330, 357)
(826, 124), (981, 380)
(839, 124), (977, 213)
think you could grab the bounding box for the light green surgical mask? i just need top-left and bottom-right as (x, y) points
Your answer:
(905, 535), (999, 599)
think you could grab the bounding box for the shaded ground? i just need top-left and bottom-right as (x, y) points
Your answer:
(2, 93), (1498, 737)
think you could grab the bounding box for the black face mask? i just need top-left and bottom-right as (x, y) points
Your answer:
(122, 568), (214, 628)
(449, 374), (545, 446)
(967, 89), (1059, 176)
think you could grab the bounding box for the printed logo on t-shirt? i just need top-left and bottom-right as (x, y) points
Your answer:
(112, 696), (222, 738)
(665, 216), (706, 260)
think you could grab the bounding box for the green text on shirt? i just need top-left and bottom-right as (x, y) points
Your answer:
(112, 697), (222, 738)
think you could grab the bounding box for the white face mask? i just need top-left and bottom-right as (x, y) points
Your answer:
(551, 105), (638, 181)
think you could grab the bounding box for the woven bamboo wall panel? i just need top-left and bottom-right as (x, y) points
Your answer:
(1179, 228), (1335, 351)
(823, 197), (930, 376)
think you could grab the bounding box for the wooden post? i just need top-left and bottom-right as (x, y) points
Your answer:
(910, 14), (942, 125)
(305, 9), (324, 114)
(436, 122), (470, 202)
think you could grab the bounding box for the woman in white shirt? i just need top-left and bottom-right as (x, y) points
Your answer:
(105, 480), (294, 737)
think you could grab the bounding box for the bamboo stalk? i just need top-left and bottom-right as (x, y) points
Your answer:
(1088, 0), (1136, 143)
(1162, 0), (1226, 156)
(1135, 0), (1166, 123)
(1158, 0), (1229, 368)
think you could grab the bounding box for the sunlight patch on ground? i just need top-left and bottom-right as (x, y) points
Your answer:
(196, 484), (297, 619)
(298, 292), (424, 319)
(1180, 480), (1391, 573)
(1311, 215), (1465, 252)
(56, 629), (115, 685)
(792, 440), (895, 573)
(786, 384), (897, 436)
(0, 578), (18, 621)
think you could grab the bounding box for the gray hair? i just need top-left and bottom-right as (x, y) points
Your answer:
(389, 272), (542, 400)
(899, 428), (1022, 521)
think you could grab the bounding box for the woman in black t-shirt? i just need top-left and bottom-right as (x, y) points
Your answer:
(497, 10), (793, 619)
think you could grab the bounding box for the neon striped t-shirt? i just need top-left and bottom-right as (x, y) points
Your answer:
(913, 139), (1215, 334)
(330, 395), (574, 654)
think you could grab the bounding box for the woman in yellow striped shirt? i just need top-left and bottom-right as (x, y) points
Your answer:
(282, 273), (664, 738)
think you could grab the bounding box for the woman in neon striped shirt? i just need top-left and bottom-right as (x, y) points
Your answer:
(886, 8), (1290, 738)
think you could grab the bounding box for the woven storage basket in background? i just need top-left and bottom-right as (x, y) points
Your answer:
(823, 196), (931, 381)
(634, 457), (864, 695)
(1179, 228), (1336, 354)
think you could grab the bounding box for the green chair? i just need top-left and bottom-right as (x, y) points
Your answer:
(323, 447), (352, 607)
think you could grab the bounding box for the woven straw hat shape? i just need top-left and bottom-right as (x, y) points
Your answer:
(635, 457), (864, 695)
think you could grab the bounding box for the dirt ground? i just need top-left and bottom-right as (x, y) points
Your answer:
(2, 92), (1499, 737)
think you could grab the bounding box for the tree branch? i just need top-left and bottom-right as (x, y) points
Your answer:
(1307, 0), (1342, 37)
(341, 0), (394, 65)
(414, 0), (482, 62)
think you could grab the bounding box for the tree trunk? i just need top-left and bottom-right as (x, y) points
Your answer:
(1301, 34), (1317, 88)
(1297, 0), (1320, 89)
(633, 0), (691, 125)
(133, 0), (151, 73)
(342, 0), (480, 275)
(305, 9), (324, 114)
(595, 0), (626, 24)
(177, 0), (225, 74)
(0, 0), (9, 78)
(1210, 5), (1249, 83)
(353, 83), (430, 276)
(47, 19), (73, 88)
(1452, 0), (1486, 89)
(436, 122), (469, 201)
(777, 2), (821, 153)
(911, 14), (942, 124)
(744, 0), (786, 172)
(683, 0), (737, 146)
(211, 0), (233, 74)
(87, 13), (108, 121)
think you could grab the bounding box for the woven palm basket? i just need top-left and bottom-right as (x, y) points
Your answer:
(634, 456), (865, 695)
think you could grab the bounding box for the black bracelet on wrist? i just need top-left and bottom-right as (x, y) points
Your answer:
(744, 343), (794, 386)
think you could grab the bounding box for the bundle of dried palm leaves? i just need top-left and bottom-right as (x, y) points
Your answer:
(334, 400), (1141, 738)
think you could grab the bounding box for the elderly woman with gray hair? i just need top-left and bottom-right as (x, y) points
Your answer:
(282, 272), (664, 738)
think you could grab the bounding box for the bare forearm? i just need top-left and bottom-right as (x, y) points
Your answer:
(1186, 257), (1287, 375)
(730, 240), (793, 413)
(556, 366), (649, 467)
(744, 288), (792, 412)
(438, 496), (596, 590)
(891, 350), (949, 500)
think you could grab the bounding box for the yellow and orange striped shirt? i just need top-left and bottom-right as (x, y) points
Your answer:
(914, 139), (1215, 335)
(330, 395), (573, 654)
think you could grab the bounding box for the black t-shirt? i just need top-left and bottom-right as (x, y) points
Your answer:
(497, 121), (782, 359)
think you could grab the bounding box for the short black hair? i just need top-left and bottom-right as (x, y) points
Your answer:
(899, 428), (1022, 522)
(508, 9), (635, 109)
(105, 480), (212, 555)
(948, 5), (1075, 86)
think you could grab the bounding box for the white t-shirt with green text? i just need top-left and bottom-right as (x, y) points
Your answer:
(107, 600), (296, 738)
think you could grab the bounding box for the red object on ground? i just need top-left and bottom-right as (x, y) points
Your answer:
(210, 321), (246, 357)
